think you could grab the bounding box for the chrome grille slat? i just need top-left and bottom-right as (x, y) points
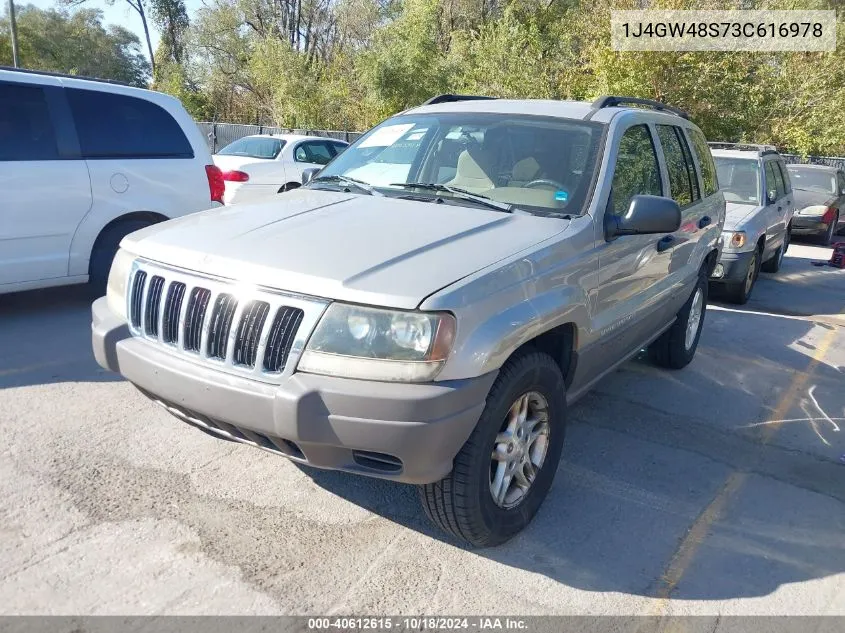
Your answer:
(233, 300), (271, 368)
(263, 306), (304, 373)
(126, 259), (327, 384)
(207, 293), (239, 360)
(183, 287), (211, 352)
(129, 270), (147, 328)
(162, 282), (187, 344)
(144, 275), (165, 337)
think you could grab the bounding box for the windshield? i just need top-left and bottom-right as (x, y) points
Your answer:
(310, 113), (604, 216)
(218, 137), (285, 159)
(714, 156), (760, 204)
(786, 167), (837, 194)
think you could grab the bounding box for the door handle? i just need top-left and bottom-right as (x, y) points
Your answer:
(698, 215), (711, 229)
(657, 235), (676, 253)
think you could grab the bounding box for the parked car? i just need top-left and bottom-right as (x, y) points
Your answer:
(0, 67), (221, 295)
(92, 94), (724, 546)
(709, 143), (795, 304)
(786, 163), (845, 244)
(212, 134), (349, 205)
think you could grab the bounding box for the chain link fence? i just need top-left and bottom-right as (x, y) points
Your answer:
(781, 154), (845, 171)
(198, 122), (364, 154)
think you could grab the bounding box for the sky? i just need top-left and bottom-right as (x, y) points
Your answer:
(23, 0), (205, 52)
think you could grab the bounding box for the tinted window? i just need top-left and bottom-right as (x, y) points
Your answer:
(218, 137), (283, 159)
(687, 128), (718, 196)
(771, 161), (786, 197)
(765, 162), (781, 200)
(777, 160), (791, 193)
(787, 166), (838, 194)
(837, 172), (845, 194)
(678, 130), (701, 201)
(657, 125), (693, 206)
(67, 88), (193, 159)
(611, 125), (662, 214)
(295, 141), (334, 165)
(0, 82), (59, 161)
(329, 141), (348, 156)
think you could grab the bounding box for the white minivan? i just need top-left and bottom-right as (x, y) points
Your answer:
(0, 67), (222, 295)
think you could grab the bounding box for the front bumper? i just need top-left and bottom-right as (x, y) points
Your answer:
(790, 216), (828, 235)
(710, 249), (756, 284)
(92, 297), (495, 484)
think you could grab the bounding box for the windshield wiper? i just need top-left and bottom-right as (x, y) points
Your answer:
(390, 182), (513, 213)
(310, 175), (383, 196)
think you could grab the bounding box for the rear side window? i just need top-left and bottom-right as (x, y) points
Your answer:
(610, 125), (662, 214)
(687, 128), (718, 196)
(0, 82), (60, 161)
(218, 137), (283, 159)
(837, 172), (845, 194)
(776, 160), (791, 193)
(657, 125), (697, 207)
(66, 88), (193, 159)
(295, 141), (334, 165)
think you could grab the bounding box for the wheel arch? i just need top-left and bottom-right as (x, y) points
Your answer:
(88, 211), (169, 275)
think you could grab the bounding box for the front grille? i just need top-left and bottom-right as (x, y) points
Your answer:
(126, 262), (327, 383)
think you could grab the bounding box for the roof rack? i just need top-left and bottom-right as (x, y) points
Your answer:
(588, 95), (689, 120)
(0, 65), (134, 87)
(707, 141), (778, 155)
(421, 94), (497, 106)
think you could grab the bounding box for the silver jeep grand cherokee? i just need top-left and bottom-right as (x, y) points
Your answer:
(92, 95), (725, 546)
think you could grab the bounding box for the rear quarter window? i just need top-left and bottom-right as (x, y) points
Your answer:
(687, 128), (719, 196)
(67, 88), (193, 159)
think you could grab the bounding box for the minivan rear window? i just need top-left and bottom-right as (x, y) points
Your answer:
(0, 82), (60, 161)
(66, 88), (193, 159)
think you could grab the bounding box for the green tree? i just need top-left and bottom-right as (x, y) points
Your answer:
(0, 5), (150, 86)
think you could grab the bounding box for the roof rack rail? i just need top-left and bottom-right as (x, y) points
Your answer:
(421, 94), (497, 106)
(0, 65), (134, 87)
(588, 95), (689, 120)
(707, 141), (778, 154)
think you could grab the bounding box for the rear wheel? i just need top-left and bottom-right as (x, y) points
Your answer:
(648, 272), (707, 369)
(89, 219), (154, 296)
(419, 350), (566, 547)
(724, 248), (760, 305)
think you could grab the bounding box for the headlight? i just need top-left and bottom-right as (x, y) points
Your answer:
(722, 231), (747, 249)
(106, 248), (134, 320)
(297, 303), (456, 382)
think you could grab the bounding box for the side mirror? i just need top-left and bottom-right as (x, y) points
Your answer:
(605, 195), (681, 241)
(301, 167), (321, 185)
(766, 189), (777, 204)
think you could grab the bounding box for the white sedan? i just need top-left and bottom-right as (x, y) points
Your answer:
(212, 134), (349, 205)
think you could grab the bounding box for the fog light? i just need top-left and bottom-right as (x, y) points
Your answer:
(712, 264), (724, 279)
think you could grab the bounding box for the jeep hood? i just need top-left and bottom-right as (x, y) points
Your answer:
(121, 189), (568, 309)
(724, 202), (761, 231)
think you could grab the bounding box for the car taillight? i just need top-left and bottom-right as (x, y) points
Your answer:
(822, 206), (837, 224)
(205, 165), (225, 203)
(222, 170), (250, 182)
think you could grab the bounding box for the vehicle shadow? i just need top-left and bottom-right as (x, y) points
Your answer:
(0, 286), (121, 389)
(296, 306), (845, 602)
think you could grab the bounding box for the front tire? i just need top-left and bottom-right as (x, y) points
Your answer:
(648, 272), (707, 369)
(761, 229), (789, 273)
(723, 248), (760, 305)
(419, 350), (566, 547)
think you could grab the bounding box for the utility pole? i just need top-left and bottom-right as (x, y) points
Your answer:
(8, 0), (20, 68)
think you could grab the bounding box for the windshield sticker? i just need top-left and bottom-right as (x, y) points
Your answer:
(555, 190), (569, 202)
(359, 123), (416, 148)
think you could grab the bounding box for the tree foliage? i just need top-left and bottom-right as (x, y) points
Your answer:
(0, 5), (150, 86)
(7, 0), (845, 155)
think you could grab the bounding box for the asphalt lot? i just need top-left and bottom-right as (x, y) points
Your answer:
(1, 241), (843, 616)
